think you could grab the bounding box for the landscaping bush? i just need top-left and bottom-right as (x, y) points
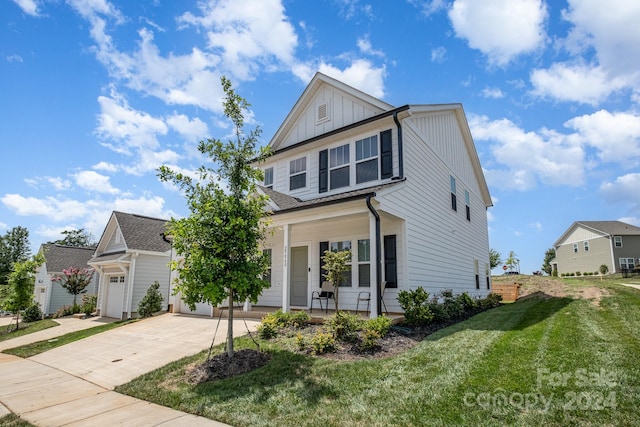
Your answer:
(258, 310), (311, 339)
(137, 281), (164, 318)
(22, 302), (42, 322)
(397, 287), (434, 325)
(364, 315), (392, 338)
(257, 322), (278, 339)
(456, 292), (476, 311)
(477, 293), (503, 309)
(325, 311), (362, 342)
(359, 329), (381, 351)
(310, 329), (336, 354)
(81, 293), (97, 315)
(53, 304), (81, 318)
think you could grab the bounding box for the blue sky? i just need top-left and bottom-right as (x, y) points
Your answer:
(2, 0), (639, 275)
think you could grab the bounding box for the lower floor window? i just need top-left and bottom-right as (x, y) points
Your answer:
(330, 241), (352, 286)
(358, 239), (370, 287)
(620, 258), (635, 270)
(263, 249), (272, 284)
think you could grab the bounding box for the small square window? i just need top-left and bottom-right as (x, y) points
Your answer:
(584, 241), (589, 251)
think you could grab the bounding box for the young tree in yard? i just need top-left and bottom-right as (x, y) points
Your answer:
(51, 267), (95, 307)
(321, 249), (352, 311)
(505, 250), (519, 273)
(542, 248), (556, 275)
(0, 226), (31, 285)
(158, 77), (271, 358)
(2, 253), (44, 331)
(489, 248), (501, 269)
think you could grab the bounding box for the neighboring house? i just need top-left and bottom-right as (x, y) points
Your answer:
(34, 244), (98, 316)
(88, 211), (173, 320)
(552, 221), (640, 276)
(250, 72), (493, 317)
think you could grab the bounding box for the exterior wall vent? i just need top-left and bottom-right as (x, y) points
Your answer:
(316, 102), (330, 124)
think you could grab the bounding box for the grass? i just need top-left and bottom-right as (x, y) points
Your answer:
(0, 319), (58, 342)
(0, 414), (35, 427)
(116, 276), (640, 426)
(2, 319), (134, 358)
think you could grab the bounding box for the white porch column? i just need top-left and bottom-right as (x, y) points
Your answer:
(282, 224), (291, 313)
(368, 211), (379, 318)
(126, 252), (138, 318)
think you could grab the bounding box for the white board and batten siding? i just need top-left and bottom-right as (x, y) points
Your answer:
(378, 112), (491, 297)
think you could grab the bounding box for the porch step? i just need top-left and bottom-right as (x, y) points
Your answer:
(72, 313), (87, 319)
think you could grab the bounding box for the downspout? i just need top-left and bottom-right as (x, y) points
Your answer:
(162, 233), (173, 312)
(393, 111), (404, 180)
(366, 195), (382, 317)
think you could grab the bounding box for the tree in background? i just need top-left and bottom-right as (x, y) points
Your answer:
(158, 77), (271, 359)
(489, 248), (501, 269)
(505, 250), (519, 273)
(50, 229), (96, 247)
(542, 248), (556, 275)
(51, 267), (95, 307)
(1, 253), (45, 331)
(0, 226), (31, 285)
(321, 249), (352, 310)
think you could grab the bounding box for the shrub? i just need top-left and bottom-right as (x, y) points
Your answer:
(575, 271), (581, 276)
(295, 332), (306, 351)
(137, 281), (164, 318)
(478, 293), (503, 309)
(53, 304), (81, 318)
(258, 310), (311, 339)
(310, 329), (336, 354)
(360, 329), (381, 351)
(457, 292), (477, 311)
(397, 287), (434, 325)
(81, 294), (97, 315)
(326, 311), (362, 342)
(257, 322), (278, 339)
(364, 315), (392, 338)
(22, 302), (42, 322)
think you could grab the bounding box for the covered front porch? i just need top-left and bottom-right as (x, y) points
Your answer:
(257, 195), (405, 318)
(211, 305), (405, 324)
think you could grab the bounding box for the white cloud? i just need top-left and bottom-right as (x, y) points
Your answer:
(471, 114), (585, 190)
(418, 0), (448, 17)
(93, 161), (119, 172)
(166, 113), (209, 142)
(481, 87), (505, 99)
(318, 60), (386, 99)
(449, 0), (547, 66)
(1, 194), (88, 221)
(565, 110), (640, 164)
(530, 63), (629, 106)
(600, 173), (640, 216)
(357, 36), (384, 57)
(178, 0), (298, 81)
(431, 46), (447, 63)
(12, 0), (40, 16)
(73, 170), (120, 195)
(6, 54), (24, 63)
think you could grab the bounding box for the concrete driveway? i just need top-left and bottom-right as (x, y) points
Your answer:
(0, 313), (260, 426)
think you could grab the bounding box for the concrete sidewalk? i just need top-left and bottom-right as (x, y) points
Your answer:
(0, 313), (260, 426)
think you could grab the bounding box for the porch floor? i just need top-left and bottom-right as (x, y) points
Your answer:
(214, 305), (404, 324)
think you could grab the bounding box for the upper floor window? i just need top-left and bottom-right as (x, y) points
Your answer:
(614, 236), (622, 247)
(573, 243), (578, 253)
(264, 167), (273, 189)
(356, 136), (378, 184)
(584, 241), (589, 251)
(330, 144), (350, 190)
(465, 190), (471, 221)
(289, 157), (306, 190)
(450, 176), (457, 211)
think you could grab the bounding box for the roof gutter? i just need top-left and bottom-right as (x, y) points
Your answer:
(366, 195), (382, 317)
(393, 111), (404, 179)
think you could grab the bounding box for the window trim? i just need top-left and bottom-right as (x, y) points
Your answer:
(330, 240), (352, 287)
(584, 241), (589, 252)
(620, 257), (635, 270)
(263, 248), (272, 285)
(573, 243), (578, 253)
(264, 167), (274, 189)
(357, 238), (371, 287)
(614, 236), (622, 247)
(289, 156), (307, 191)
(464, 189), (470, 221)
(329, 143), (350, 190)
(450, 175), (457, 212)
(355, 135), (379, 184)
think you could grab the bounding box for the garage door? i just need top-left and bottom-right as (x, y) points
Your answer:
(106, 276), (125, 319)
(181, 301), (213, 317)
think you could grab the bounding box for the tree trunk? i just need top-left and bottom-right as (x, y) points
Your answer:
(227, 289), (234, 358)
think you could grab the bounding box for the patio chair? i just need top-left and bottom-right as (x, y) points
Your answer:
(355, 281), (389, 315)
(311, 281), (335, 313)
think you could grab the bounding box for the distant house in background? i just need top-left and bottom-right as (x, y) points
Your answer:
(34, 244), (98, 316)
(552, 221), (640, 275)
(89, 211), (172, 320)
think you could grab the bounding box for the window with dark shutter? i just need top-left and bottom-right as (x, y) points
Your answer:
(319, 150), (328, 193)
(380, 129), (393, 179)
(384, 235), (397, 288)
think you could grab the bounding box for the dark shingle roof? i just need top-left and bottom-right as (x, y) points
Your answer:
(114, 211), (171, 253)
(40, 244), (96, 273)
(259, 180), (405, 214)
(578, 221), (640, 236)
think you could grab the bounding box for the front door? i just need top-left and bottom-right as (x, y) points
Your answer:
(290, 246), (308, 306)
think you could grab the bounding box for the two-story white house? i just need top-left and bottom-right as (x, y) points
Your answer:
(253, 73), (493, 317)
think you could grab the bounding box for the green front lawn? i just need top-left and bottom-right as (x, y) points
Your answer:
(0, 319), (58, 342)
(116, 278), (640, 426)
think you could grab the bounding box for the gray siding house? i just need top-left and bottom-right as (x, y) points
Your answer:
(552, 221), (640, 275)
(89, 211), (172, 319)
(34, 244), (98, 316)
